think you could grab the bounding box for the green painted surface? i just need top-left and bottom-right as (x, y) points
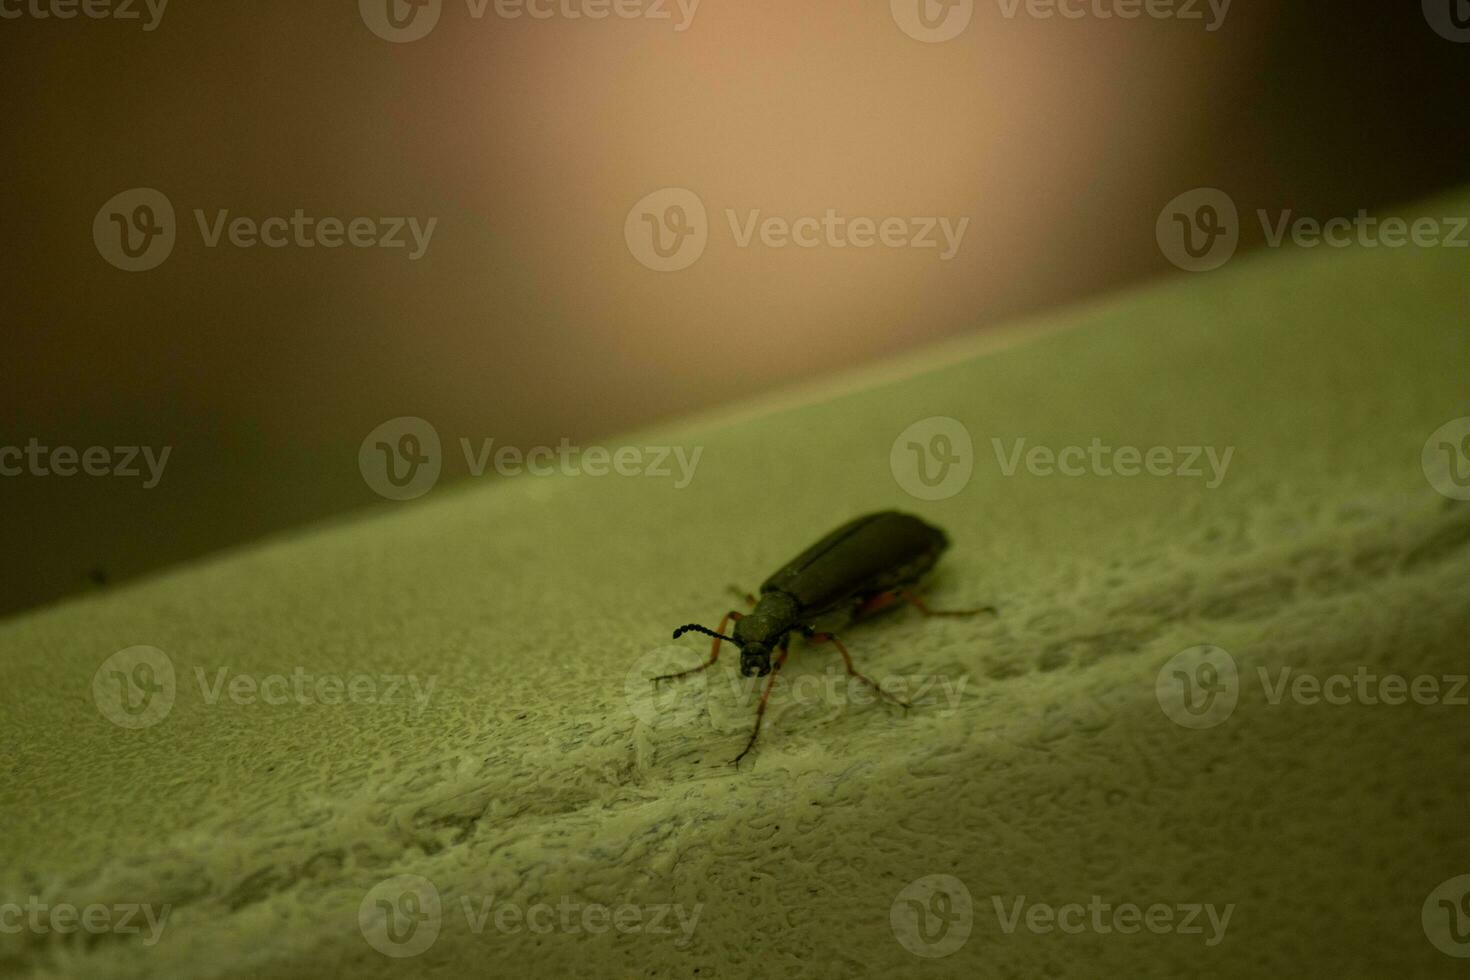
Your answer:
(3, 188), (1469, 978)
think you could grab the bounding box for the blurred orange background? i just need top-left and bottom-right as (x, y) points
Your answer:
(3, 1), (1468, 616)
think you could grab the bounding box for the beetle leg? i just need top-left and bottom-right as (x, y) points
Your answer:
(654, 610), (744, 684)
(808, 632), (912, 709)
(899, 590), (996, 618)
(852, 589), (904, 621)
(732, 637), (790, 766)
(726, 585), (758, 608)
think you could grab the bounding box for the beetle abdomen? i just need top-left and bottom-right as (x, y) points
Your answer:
(759, 511), (949, 614)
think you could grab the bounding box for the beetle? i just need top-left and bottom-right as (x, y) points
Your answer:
(655, 510), (993, 765)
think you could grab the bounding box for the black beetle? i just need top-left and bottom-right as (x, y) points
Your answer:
(656, 510), (992, 764)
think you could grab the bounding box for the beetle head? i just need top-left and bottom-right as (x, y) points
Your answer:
(669, 621), (777, 677)
(739, 643), (772, 678)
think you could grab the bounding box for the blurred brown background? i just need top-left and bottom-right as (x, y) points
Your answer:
(3, 1), (1469, 619)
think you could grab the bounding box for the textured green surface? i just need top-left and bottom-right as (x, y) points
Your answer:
(3, 189), (1470, 979)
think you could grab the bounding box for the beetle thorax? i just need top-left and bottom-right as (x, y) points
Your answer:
(734, 591), (799, 648)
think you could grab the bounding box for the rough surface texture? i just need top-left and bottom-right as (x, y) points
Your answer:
(3, 189), (1470, 979)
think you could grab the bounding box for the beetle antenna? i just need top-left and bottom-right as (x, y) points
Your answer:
(672, 623), (739, 644)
